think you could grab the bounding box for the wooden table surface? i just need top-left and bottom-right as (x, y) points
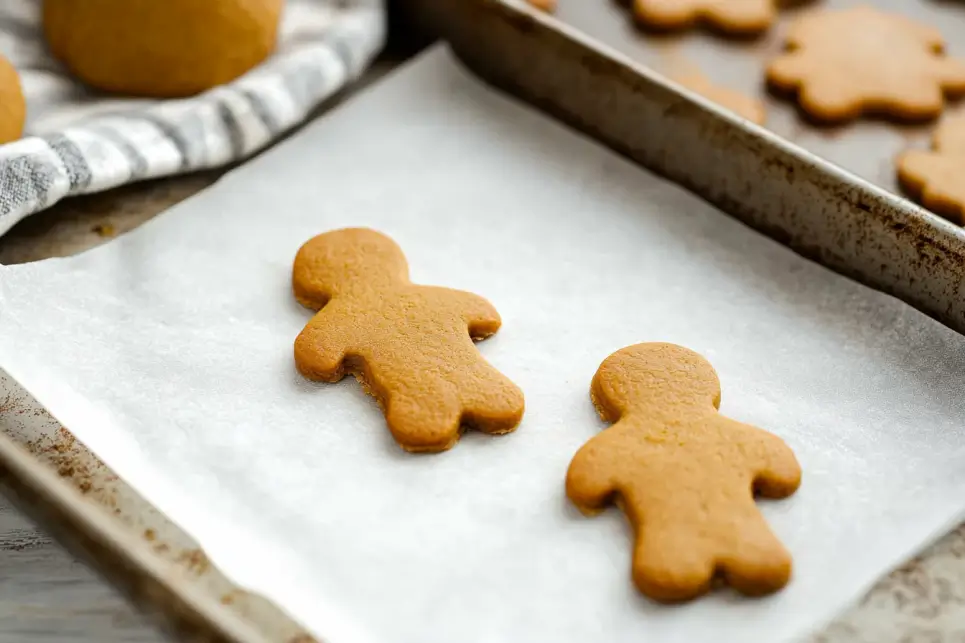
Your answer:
(3, 47), (965, 643)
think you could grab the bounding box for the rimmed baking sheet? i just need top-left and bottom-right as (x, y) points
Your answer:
(414, 0), (965, 337)
(2, 45), (965, 643)
(550, 0), (965, 199)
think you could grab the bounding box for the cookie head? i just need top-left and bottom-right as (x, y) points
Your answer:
(591, 343), (721, 422)
(293, 228), (410, 308)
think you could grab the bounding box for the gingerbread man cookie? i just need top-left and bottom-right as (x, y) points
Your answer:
(293, 228), (525, 453)
(633, 0), (776, 36)
(767, 6), (965, 122)
(673, 72), (766, 125)
(566, 343), (801, 602)
(897, 116), (965, 223)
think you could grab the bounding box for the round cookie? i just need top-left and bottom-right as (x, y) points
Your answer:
(0, 53), (25, 144)
(43, 0), (284, 98)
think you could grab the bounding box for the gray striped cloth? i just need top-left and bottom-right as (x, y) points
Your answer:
(0, 0), (385, 238)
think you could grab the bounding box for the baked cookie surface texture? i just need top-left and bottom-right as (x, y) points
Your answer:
(292, 228), (525, 453)
(43, 0), (283, 97)
(767, 6), (965, 122)
(566, 343), (801, 602)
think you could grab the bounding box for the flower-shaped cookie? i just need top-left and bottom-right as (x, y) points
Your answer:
(897, 116), (965, 223)
(633, 0), (776, 35)
(767, 6), (965, 122)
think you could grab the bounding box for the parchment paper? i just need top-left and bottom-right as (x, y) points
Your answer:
(2, 46), (965, 643)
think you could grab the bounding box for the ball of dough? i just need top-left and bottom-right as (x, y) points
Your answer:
(0, 53), (25, 144)
(43, 0), (284, 98)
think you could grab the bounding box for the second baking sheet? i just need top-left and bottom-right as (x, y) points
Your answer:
(550, 0), (965, 202)
(2, 46), (965, 643)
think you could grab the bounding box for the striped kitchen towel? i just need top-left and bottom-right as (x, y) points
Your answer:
(0, 0), (386, 238)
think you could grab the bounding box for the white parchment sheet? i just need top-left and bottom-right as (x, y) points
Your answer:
(2, 45), (965, 643)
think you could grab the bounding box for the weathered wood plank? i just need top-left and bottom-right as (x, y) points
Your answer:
(0, 500), (167, 643)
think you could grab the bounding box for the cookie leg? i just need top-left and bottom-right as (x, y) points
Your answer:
(460, 371), (525, 436)
(718, 515), (792, 596)
(632, 528), (716, 602)
(385, 390), (462, 453)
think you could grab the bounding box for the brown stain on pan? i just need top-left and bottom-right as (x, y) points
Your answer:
(0, 395), (213, 579)
(1, 384), (321, 640)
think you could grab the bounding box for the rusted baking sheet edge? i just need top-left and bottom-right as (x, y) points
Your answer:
(410, 0), (965, 334)
(0, 426), (274, 643)
(0, 376), (323, 643)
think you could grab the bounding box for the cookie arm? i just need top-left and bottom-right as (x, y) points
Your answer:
(293, 312), (351, 382)
(452, 291), (502, 340)
(751, 430), (802, 499)
(566, 432), (620, 514)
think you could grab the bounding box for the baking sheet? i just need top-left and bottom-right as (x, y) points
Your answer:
(2, 45), (965, 643)
(0, 370), (316, 643)
(548, 0), (965, 199)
